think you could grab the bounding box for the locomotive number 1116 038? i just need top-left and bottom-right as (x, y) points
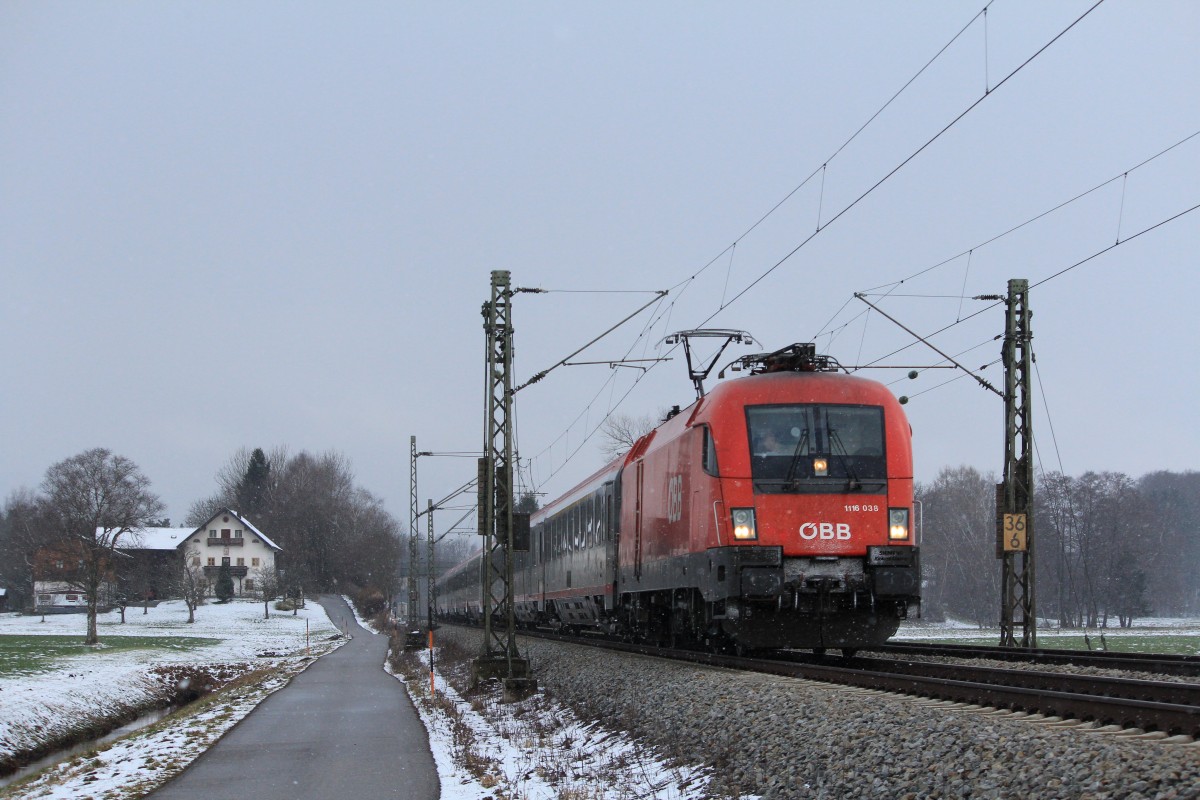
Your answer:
(843, 504), (880, 513)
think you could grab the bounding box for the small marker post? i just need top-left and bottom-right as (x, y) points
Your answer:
(429, 628), (436, 696)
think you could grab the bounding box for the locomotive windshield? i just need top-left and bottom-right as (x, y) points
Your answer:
(746, 404), (886, 494)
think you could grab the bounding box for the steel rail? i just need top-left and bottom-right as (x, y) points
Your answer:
(790, 654), (1200, 707)
(870, 641), (1200, 678)
(516, 629), (1200, 737)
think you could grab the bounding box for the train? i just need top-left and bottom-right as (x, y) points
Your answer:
(436, 342), (919, 656)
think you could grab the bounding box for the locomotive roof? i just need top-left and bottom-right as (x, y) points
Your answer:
(530, 368), (906, 522)
(704, 368), (902, 407)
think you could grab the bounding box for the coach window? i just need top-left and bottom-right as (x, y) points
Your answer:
(701, 426), (719, 477)
(587, 496), (596, 546)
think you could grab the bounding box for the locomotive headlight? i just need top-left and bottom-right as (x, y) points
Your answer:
(813, 458), (829, 477)
(888, 508), (910, 541)
(732, 508), (757, 540)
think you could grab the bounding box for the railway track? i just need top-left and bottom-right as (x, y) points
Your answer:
(516, 629), (1200, 739)
(869, 640), (1200, 678)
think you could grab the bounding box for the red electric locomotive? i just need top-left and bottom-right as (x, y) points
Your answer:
(438, 341), (919, 656)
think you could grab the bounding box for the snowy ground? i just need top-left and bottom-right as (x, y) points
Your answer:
(0, 600), (341, 799)
(386, 639), (715, 800)
(4, 606), (1193, 799)
(1, 601), (715, 800)
(896, 617), (1200, 646)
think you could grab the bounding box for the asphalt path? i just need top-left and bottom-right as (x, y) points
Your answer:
(149, 595), (439, 800)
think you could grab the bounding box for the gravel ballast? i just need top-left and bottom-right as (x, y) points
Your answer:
(438, 626), (1199, 799)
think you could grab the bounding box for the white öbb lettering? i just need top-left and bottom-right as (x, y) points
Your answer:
(799, 522), (852, 540)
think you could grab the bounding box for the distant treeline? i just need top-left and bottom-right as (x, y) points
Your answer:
(187, 447), (404, 599)
(918, 467), (1200, 628)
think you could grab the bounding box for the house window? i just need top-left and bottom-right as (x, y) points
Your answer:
(209, 530), (216, 537)
(234, 530), (242, 538)
(252, 558), (260, 567)
(39, 595), (51, 604)
(207, 558), (215, 566)
(244, 579), (254, 590)
(55, 560), (64, 569)
(191, 557), (200, 566)
(237, 558), (245, 566)
(222, 557), (230, 566)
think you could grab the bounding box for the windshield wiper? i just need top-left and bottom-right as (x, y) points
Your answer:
(783, 429), (810, 484)
(828, 429), (861, 492)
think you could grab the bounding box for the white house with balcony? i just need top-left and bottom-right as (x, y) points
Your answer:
(182, 509), (282, 597)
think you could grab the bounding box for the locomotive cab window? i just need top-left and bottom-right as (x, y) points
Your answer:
(701, 425), (719, 477)
(747, 404), (886, 494)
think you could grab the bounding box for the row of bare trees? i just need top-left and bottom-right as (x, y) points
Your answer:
(187, 447), (405, 601)
(918, 466), (1200, 628)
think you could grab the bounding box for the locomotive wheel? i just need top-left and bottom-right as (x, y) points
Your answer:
(841, 648), (859, 659)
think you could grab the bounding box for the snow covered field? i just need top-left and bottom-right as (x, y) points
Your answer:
(0, 600), (340, 799)
(896, 617), (1200, 647)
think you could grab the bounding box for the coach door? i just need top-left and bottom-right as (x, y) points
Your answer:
(634, 460), (645, 581)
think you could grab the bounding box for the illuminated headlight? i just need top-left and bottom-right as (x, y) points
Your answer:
(888, 508), (910, 541)
(731, 508), (757, 540)
(813, 458), (828, 477)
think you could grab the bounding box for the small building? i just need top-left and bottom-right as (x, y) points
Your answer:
(121, 527), (191, 602)
(32, 542), (114, 613)
(181, 509), (282, 596)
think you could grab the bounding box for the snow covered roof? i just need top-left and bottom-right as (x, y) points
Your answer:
(120, 527), (190, 551)
(94, 510), (282, 552)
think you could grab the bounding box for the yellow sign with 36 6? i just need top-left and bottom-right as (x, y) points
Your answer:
(1003, 513), (1028, 552)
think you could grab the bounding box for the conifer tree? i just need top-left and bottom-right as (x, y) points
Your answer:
(215, 562), (234, 603)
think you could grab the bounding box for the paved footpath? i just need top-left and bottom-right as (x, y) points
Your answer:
(150, 595), (439, 800)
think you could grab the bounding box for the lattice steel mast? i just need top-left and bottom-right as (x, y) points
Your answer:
(408, 436), (421, 635)
(472, 269), (534, 698)
(997, 278), (1036, 648)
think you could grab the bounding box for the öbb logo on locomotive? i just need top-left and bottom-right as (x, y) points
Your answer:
(437, 341), (919, 657)
(799, 522), (852, 540)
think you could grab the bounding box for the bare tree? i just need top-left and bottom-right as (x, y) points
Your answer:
(185, 445), (290, 527)
(179, 560), (207, 624)
(258, 564), (281, 619)
(598, 411), (664, 460)
(39, 449), (164, 645)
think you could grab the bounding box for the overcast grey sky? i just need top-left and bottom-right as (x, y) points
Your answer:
(3, 1), (1197, 531)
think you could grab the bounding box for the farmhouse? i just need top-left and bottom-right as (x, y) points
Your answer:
(182, 509), (282, 596)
